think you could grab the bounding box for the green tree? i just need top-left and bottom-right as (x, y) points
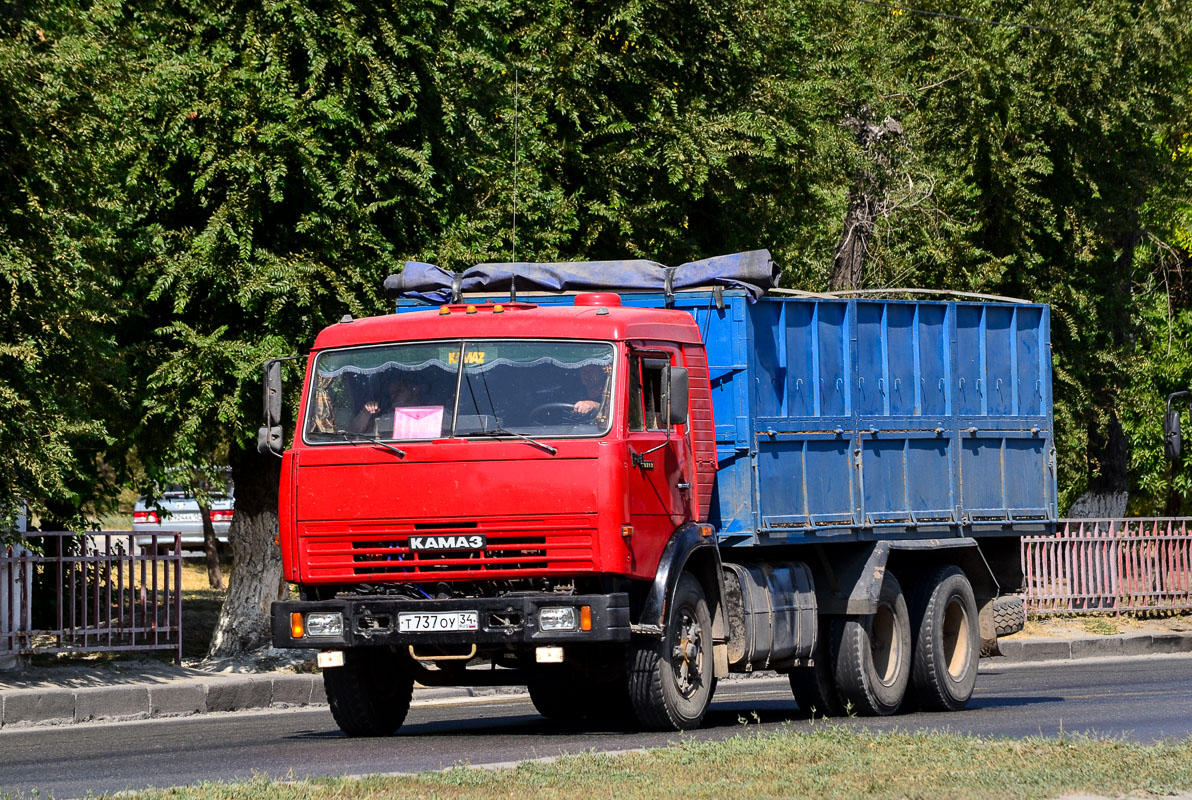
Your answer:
(0, 5), (139, 534)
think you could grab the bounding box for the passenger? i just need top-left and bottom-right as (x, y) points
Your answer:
(351, 380), (421, 433)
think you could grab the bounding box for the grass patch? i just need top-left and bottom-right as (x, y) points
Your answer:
(179, 559), (232, 659)
(103, 728), (1192, 800)
(1081, 617), (1122, 636)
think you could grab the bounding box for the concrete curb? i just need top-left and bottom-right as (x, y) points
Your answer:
(994, 632), (1192, 663)
(0, 673), (331, 728)
(2, 632), (1190, 728)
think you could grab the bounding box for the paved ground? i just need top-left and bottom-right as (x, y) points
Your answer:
(1, 618), (1189, 729)
(6, 656), (1192, 799)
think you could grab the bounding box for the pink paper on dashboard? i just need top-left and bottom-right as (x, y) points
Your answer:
(392, 406), (444, 439)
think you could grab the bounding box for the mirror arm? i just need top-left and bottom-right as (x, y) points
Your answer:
(1167, 391), (1192, 415)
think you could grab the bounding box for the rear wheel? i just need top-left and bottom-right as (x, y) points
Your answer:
(834, 571), (912, 716)
(323, 647), (415, 736)
(788, 618), (846, 716)
(628, 573), (715, 730)
(911, 566), (979, 711)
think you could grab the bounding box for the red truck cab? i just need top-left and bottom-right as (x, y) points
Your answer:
(272, 294), (723, 732)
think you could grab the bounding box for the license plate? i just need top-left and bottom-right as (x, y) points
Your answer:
(398, 611), (479, 633)
(170, 513), (200, 522)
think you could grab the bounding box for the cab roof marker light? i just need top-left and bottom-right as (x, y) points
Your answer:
(465, 305), (477, 314)
(439, 306), (451, 315)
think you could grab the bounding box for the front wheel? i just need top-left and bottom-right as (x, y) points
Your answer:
(628, 573), (715, 730)
(323, 647), (415, 737)
(528, 674), (579, 721)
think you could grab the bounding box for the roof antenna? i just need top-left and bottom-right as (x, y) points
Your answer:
(512, 68), (519, 266)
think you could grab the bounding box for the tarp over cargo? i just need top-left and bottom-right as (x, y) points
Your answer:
(383, 249), (778, 304)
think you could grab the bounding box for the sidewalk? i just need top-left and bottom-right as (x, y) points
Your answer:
(1, 631), (1190, 729)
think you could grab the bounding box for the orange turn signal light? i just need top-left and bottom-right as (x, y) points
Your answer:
(621, 524), (634, 540)
(580, 605), (592, 632)
(290, 612), (305, 638)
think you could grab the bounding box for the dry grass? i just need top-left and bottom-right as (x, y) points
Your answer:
(1017, 611), (1192, 638)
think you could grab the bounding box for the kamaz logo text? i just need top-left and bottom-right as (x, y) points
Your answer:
(408, 535), (486, 551)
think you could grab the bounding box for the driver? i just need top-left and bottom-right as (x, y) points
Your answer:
(571, 363), (611, 423)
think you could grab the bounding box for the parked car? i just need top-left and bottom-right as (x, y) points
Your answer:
(133, 487), (234, 554)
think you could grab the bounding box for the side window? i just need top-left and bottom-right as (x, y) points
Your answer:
(628, 357), (644, 431)
(629, 354), (669, 432)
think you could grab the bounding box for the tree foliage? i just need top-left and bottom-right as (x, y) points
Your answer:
(1, 0), (1190, 648)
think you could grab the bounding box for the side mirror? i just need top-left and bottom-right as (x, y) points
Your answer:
(259, 359), (285, 455)
(1165, 407), (1182, 461)
(264, 360), (283, 427)
(665, 366), (689, 426)
(258, 425), (284, 455)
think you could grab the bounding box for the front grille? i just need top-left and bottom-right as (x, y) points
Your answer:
(299, 516), (595, 581)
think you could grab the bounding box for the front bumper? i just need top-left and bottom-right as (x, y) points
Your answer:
(272, 592), (631, 649)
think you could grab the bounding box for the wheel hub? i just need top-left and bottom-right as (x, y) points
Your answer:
(670, 610), (703, 697)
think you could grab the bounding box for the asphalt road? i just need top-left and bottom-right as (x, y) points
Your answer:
(2, 654), (1191, 799)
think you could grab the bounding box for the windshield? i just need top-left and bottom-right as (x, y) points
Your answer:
(304, 340), (615, 443)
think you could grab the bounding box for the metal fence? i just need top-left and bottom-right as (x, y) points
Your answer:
(3, 520), (1191, 661)
(1022, 518), (1192, 614)
(1, 531), (183, 662)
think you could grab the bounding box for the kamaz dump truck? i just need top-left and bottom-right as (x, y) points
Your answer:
(263, 250), (1052, 735)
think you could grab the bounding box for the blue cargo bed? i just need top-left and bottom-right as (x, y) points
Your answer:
(395, 266), (1056, 547)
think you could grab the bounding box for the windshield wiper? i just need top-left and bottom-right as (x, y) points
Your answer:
(466, 428), (558, 455)
(335, 430), (406, 458)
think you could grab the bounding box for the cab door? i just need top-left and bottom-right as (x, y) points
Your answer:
(626, 347), (694, 568)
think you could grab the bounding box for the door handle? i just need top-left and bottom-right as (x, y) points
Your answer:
(677, 482), (691, 490)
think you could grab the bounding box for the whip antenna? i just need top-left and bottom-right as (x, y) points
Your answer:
(512, 68), (519, 265)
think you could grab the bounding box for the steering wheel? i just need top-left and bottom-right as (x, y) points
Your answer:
(529, 402), (585, 425)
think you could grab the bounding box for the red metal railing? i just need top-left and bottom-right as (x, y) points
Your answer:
(1, 531), (183, 662)
(1022, 518), (1192, 614)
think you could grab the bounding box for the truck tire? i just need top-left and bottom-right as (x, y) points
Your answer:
(910, 566), (979, 712)
(628, 573), (714, 730)
(529, 664), (634, 723)
(788, 618), (846, 717)
(528, 675), (577, 721)
(833, 571), (911, 716)
(993, 595), (1026, 637)
(324, 647), (415, 737)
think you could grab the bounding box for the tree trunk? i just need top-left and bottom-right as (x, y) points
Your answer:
(1067, 414), (1129, 518)
(830, 190), (877, 290)
(828, 108), (904, 291)
(206, 445), (283, 659)
(199, 503), (224, 590)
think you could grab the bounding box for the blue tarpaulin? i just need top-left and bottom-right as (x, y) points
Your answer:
(384, 250), (778, 304)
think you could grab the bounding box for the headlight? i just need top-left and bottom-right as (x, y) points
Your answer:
(305, 612), (344, 637)
(538, 606), (578, 631)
